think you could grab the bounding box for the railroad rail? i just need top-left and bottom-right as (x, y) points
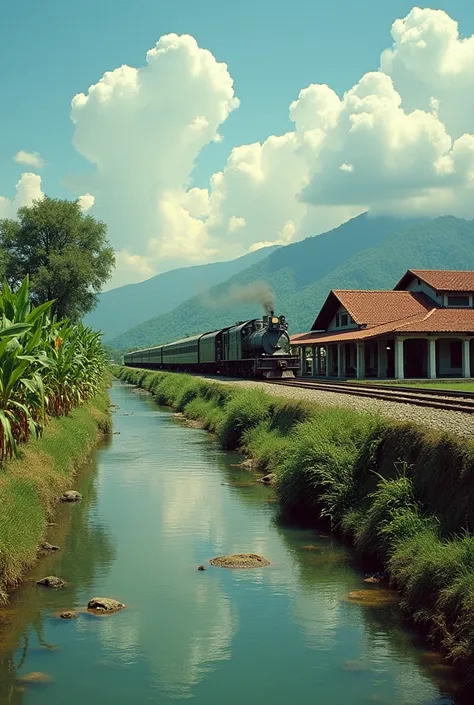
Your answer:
(263, 378), (474, 414)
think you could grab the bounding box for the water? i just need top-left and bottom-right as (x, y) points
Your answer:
(0, 381), (460, 705)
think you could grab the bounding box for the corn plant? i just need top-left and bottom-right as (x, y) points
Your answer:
(0, 277), (107, 462)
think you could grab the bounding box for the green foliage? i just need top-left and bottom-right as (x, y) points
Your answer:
(0, 196), (115, 320)
(353, 471), (434, 559)
(0, 386), (110, 602)
(0, 277), (108, 461)
(275, 408), (379, 525)
(218, 390), (272, 450)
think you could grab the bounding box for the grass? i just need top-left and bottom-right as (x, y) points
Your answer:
(113, 366), (474, 690)
(0, 385), (111, 604)
(351, 379), (474, 393)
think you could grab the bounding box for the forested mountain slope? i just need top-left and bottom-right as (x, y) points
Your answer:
(110, 212), (422, 350)
(84, 245), (278, 341)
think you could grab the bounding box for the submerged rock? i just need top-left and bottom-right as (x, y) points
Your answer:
(36, 576), (66, 589)
(344, 658), (371, 672)
(87, 597), (125, 614)
(209, 553), (270, 569)
(16, 671), (53, 686)
(39, 542), (59, 553)
(364, 572), (388, 584)
(59, 611), (77, 620)
(258, 473), (275, 485)
(60, 490), (82, 503)
(346, 589), (398, 608)
(197, 565), (206, 571)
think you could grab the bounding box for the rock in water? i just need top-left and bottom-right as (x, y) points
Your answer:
(39, 542), (59, 553)
(87, 597), (125, 614)
(197, 565), (206, 571)
(209, 553), (270, 568)
(258, 473), (276, 485)
(60, 490), (82, 502)
(36, 576), (66, 589)
(59, 611), (77, 619)
(16, 672), (53, 685)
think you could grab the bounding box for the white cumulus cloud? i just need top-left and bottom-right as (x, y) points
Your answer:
(13, 150), (45, 169)
(65, 11), (474, 287)
(0, 173), (44, 219)
(77, 193), (95, 212)
(70, 33), (239, 284)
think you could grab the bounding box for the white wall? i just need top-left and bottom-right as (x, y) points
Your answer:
(404, 278), (443, 305)
(437, 339), (462, 376)
(327, 305), (358, 332)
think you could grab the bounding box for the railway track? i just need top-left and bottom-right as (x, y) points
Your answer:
(263, 378), (474, 414)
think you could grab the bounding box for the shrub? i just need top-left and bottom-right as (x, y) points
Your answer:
(218, 390), (272, 450)
(276, 408), (377, 526)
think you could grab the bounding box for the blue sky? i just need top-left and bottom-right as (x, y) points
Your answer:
(1, 0), (471, 197)
(1, 1), (473, 287)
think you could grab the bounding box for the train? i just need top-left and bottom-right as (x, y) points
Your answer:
(123, 311), (300, 378)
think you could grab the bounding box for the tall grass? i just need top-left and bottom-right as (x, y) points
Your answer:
(0, 387), (110, 604)
(114, 366), (474, 687)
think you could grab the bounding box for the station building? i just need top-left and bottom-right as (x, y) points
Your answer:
(291, 270), (474, 380)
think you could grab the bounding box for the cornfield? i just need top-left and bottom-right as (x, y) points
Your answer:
(0, 277), (107, 461)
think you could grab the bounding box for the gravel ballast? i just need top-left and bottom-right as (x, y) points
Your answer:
(213, 377), (474, 439)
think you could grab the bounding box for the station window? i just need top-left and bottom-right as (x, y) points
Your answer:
(446, 295), (471, 308)
(336, 312), (350, 327)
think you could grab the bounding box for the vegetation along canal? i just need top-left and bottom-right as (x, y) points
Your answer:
(0, 381), (461, 705)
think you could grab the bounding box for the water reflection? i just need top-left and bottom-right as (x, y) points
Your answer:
(0, 445), (116, 705)
(0, 382), (462, 705)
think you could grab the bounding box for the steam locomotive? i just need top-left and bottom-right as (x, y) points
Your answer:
(123, 311), (300, 378)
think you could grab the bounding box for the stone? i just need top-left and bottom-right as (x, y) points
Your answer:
(258, 473), (275, 485)
(209, 553), (270, 569)
(16, 671), (53, 685)
(346, 589), (398, 607)
(60, 490), (82, 502)
(197, 565), (206, 571)
(364, 572), (388, 584)
(87, 597), (125, 614)
(36, 576), (66, 589)
(39, 542), (59, 553)
(59, 611), (77, 619)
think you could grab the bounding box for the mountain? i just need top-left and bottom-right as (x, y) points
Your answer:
(84, 245), (278, 341)
(109, 212), (424, 350)
(286, 215), (474, 330)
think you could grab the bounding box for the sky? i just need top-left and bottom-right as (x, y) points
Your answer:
(1, 0), (473, 289)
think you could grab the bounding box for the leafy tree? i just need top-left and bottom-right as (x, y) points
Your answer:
(0, 196), (115, 320)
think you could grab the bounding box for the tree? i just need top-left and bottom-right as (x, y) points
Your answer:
(0, 196), (115, 320)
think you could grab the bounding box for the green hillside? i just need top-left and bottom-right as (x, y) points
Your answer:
(84, 245), (277, 341)
(109, 212), (421, 350)
(287, 215), (474, 331)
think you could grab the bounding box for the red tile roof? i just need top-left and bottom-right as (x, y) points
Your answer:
(292, 307), (474, 346)
(295, 269), (474, 347)
(332, 290), (432, 327)
(396, 269), (474, 292)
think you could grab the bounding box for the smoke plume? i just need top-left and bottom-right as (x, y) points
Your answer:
(203, 281), (275, 313)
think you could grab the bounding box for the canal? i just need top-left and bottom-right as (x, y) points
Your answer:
(0, 381), (459, 704)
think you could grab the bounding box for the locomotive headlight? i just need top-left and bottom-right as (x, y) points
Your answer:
(271, 317), (279, 324)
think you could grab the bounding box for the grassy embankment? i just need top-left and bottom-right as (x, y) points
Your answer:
(0, 386), (111, 605)
(114, 365), (474, 687)
(351, 379), (474, 393)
